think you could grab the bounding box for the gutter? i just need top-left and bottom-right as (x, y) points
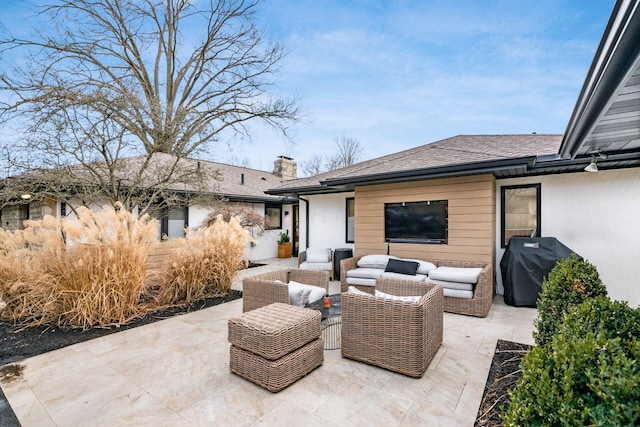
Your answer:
(320, 157), (537, 187)
(560, 0), (640, 159)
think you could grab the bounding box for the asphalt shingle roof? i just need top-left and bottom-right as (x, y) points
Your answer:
(270, 134), (563, 192)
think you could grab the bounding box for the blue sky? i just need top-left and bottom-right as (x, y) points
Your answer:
(237, 0), (616, 173)
(0, 0), (617, 174)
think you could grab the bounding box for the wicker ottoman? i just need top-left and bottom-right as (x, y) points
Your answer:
(228, 302), (323, 392)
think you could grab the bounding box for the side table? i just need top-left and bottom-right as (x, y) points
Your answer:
(307, 294), (342, 350)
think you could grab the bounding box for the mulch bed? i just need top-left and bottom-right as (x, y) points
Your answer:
(474, 339), (531, 426)
(0, 290), (242, 368)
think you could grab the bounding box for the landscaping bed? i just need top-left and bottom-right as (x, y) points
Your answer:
(475, 339), (530, 426)
(0, 290), (242, 367)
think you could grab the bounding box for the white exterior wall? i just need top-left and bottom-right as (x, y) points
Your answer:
(301, 193), (355, 251)
(189, 202), (293, 262)
(496, 168), (640, 307)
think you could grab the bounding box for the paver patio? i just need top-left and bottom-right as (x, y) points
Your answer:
(0, 257), (537, 426)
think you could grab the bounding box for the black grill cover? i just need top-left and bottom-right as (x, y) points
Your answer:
(500, 237), (581, 307)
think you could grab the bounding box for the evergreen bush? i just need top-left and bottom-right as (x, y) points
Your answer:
(533, 254), (607, 347)
(505, 298), (640, 426)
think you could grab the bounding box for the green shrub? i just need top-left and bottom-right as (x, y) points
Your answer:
(558, 297), (640, 348)
(504, 298), (640, 426)
(534, 254), (607, 347)
(504, 335), (640, 426)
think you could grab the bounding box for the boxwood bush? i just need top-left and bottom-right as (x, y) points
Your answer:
(533, 254), (607, 347)
(504, 297), (640, 426)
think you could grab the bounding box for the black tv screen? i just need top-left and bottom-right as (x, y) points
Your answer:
(384, 201), (448, 244)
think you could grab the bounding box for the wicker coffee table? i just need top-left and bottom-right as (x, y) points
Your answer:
(307, 294), (341, 350)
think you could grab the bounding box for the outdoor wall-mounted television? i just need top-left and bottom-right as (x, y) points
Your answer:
(384, 201), (448, 244)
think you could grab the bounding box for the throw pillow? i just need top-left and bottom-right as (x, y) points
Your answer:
(375, 289), (422, 303)
(289, 287), (311, 307)
(403, 259), (437, 275)
(348, 286), (370, 296)
(288, 280), (326, 305)
(384, 259), (419, 276)
(357, 254), (397, 269)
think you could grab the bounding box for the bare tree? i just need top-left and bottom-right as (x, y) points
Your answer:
(331, 136), (364, 168)
(0, 0), (299, 212)
(299, 154), (324, 177)
(300, 136), (364, 177)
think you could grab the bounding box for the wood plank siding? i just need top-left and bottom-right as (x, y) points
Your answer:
(354, 174), (496, 264)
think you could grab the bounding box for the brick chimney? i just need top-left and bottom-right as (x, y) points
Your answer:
(273, 155), (297, 180)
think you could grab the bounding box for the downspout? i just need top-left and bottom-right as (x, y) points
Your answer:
(298, 196), (309, 249)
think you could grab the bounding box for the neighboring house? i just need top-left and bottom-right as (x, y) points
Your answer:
(1, 155), (300, 261)
(267, 0), (640, 307)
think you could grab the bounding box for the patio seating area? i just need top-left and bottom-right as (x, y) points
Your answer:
(1, 257), (538, 426)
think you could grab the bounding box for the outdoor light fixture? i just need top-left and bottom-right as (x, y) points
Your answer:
(584, 156), (598, 172)
(584, 151), (608, 173)
(284, 210), (290, 216)
(20, 194), (32, 200)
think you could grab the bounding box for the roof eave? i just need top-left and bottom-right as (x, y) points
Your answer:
(320, 157), (538, 187)
(560, 0), (640, 159)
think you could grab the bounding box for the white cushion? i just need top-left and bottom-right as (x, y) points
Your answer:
(346, 267), (384, 279)
(403, 259), (437, 275)
(380, 272), (428, 282)
(348, 286), (370, 296)
(299, 261), (332, 272)
(305, 248), (331, 263)
(428, 267), (483, 284)
(375, 289), (422, 303)
(346, 277), (376, 287)
(357, 254), (398, 269)
(288, 280), (326, 305)
(427, 278), (474, 291)
(443, 288), (473, 299)
(288, 285), (312, 307)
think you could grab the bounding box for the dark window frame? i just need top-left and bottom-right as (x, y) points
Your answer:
(265, 203), (282, 230)
(501, 183), (541, 248)
(345, 197), (355, 243)
(160, 206), (189, 238)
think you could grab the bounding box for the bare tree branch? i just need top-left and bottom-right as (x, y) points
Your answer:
(0, 0), (299, 209)
(300, 136), (364, 177)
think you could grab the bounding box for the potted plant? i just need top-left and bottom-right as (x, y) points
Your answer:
(277, 229), (292, 258)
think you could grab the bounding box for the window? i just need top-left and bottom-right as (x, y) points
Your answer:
(346, 197), (355, 243)
(265, 204), (282, 229)
(160, 206), (189, 239)
(501, 184), (541, 247)
(18, 203), (30, 230)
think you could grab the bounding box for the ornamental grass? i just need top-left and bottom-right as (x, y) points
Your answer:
(0, 204), (158, 329)
(157, 215), (250, 305)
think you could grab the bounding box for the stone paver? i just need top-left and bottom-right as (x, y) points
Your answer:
(1, 257), (537, 426)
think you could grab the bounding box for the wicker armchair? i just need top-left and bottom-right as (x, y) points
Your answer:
(242, 269), (330, 312)
(341, 278), (444, 378)
(340, 256), (493, 317)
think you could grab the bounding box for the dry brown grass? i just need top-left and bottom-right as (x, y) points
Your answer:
(0, 208), (250, 330)
(157, 215), (250, 305)
(0, 205), (158, 329)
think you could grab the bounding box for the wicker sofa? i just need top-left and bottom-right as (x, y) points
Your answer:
(341, 278), (444, 377)
(242, 269), (330, 312)
(340, 256), (493, 318)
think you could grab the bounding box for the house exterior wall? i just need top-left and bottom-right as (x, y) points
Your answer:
(189, 202), (293, 261)
(300, 192), (355, 251)
(354, 175), (496, 264)
(496, 168), (640, 307)
(1, 198), (57, 230)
